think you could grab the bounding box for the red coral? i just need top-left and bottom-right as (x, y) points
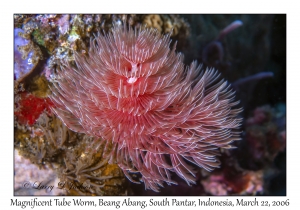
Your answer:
(50, 24), (242, 191)
(15, 92), (53, 125)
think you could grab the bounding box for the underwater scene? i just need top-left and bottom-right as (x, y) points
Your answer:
(14, 14), (286, 196)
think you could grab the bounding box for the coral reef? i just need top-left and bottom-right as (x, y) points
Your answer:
(143, 14), (190, 37)
(14, 111), (127, 195)
(14, 15), (190, 83)
(15, 113), (125, 195)
(14, 14), (286, 196)
(14, 14), (191, 196)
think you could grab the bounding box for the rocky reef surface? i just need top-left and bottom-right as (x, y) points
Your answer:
(14, 14), (286, 196)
